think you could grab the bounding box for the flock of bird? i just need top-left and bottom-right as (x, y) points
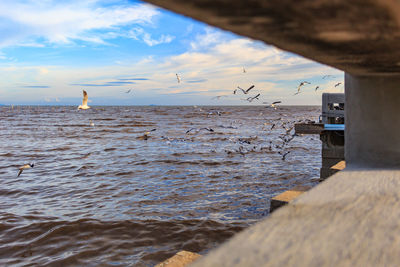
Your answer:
(15, 67), (341, 176)
(176, 67), (342, 108)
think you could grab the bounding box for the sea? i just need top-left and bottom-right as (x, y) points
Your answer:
(0, 105), (321, 266)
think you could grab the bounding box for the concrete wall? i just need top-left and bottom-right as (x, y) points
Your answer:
(345, 74), (400, 168)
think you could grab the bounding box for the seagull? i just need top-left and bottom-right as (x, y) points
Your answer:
(244, 93), (260, 102)
(126, 89), (132, 93)
(334, 82), (342, 87)
(315, 86), (320, 91)
(176, 73), (181, 83)
(78, 90), (90, 110)
(322, 75), (334, 79)
(295, 81), (310, 95)
(235, 85), (255, 94)
(279, 151), (290, 160)
(137, 128), (157, 140)
(271, 101), (282, 109)
(186, 127), (214, 134)
(144, 128), (157, 135)
(17, 163), (34, 177)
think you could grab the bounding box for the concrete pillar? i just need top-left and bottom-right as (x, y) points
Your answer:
(345, 73), (400, 168)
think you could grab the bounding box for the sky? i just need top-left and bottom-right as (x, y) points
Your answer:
(0, 0), (344, 106)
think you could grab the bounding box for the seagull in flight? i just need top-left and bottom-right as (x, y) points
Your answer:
(334, 82), (342, 87)
(126, 89), (132, 93)
(244, 93), (260, 102)
(263, 101), (281, 109)
(270, 101), (282, 109)
(176, 73), (181, 83)
(78, 90), (90, 110)
(234, 85), (255, 94)
(315, 86), (320, 91)
(17, 163), (34, 177)
(295, 81), (310, 95)
(322, 75), (334, 79)
(186, 127), (214, 134)
(279, 151), (290, 160)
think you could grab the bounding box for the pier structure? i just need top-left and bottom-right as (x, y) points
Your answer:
(144, 0), (400, 266)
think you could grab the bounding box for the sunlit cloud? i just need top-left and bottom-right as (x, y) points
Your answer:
(0, 2), (343, 106)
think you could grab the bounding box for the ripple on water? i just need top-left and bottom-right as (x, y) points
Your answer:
(0, 105), (321, 266)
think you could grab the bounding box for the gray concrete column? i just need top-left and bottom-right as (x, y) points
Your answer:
(345, 73), (400, 168)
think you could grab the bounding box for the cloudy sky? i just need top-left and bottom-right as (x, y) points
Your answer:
(0, 0), (344, 106)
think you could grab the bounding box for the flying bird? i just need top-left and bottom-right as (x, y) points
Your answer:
(126, 89), (132, 93)
(271, 101), (281, 109)
(322, 75), (334, 79)
(315, 86), (320, 91)
(280, 151), (290, 160)
(17, 163), (34, 177)
(244, 93), (260, 102)
(295, 81), (310, 95)
(176, 73), (181, 83)
(235, 85), (255, 94)
(186, 127), (214, 134)
(137, 129), (157, 140)
(78, 90), (90, 110)
(334, 82), (342, 87)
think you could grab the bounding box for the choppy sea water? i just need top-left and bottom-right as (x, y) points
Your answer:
(0, 105), (321, 266)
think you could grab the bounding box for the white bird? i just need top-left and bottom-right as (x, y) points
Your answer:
(234, 85), (255, 94)
(78, 90), (90, 110)
(243, 93), (260, 102)
(295, 81), (311, 95)
(17, 163), (34, 177)
(271, 101), (282, 109)
(176, 73), (181, 83)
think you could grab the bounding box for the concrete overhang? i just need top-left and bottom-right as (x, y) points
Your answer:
(144, 0), (400, 76)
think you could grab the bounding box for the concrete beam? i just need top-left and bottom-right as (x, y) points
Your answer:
(191, 169), (400, 266)
(345, 74), (400, 167)
(144, 0), (400, 75)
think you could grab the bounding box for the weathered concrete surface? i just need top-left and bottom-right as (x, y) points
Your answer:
(144, 0), (400, 75)
(191, 169), (400, 266)
(270, 186), (311, 212)
(345, 74), (400, 167)
(155, 251), (201, 267)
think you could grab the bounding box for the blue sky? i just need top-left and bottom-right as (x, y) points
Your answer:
(0, 0), (344, 105)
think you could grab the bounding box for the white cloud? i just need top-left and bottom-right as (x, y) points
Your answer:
(0, 0), (160, 47)
(190, 27), (223, 50)
(0, 29), (342, 105)
(128, 27), (175, 46)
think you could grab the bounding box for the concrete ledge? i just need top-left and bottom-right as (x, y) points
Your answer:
(331, 161), (346, 171)
(155, 251), (201, 267)
(191, 169), (400, 266)
(270, 186), (311, 212)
